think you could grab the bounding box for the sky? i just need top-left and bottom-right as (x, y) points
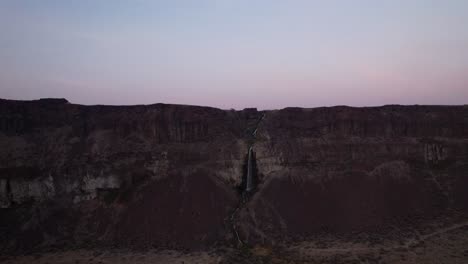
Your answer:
(1, 0), (467, 109)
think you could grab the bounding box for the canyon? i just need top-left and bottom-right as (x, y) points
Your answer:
(1, 98), (468, 263)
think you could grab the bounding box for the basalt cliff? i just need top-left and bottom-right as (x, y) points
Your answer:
(1, 98), (468, 263)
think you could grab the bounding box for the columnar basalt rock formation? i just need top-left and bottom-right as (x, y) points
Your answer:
(239, 106), (468, 243)
(1, 99), (467, 254)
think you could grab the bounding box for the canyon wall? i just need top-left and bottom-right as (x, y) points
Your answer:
(241, 106), (468, 243)
(1, 99), (467, 252)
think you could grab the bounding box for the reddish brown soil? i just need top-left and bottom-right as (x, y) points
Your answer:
(111, 170), (237, 248)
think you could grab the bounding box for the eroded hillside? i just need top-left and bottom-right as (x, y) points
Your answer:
(1, 99), (468, 263)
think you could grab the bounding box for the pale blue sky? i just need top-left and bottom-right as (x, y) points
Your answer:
(1, 1), (467, 109)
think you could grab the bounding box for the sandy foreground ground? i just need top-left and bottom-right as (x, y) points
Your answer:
(0, 250), (222, 264)
(285, 221), (468, 264)
(2, 222), (468, 264)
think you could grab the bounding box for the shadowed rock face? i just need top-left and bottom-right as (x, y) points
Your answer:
(240, 106), (468, 243)
(1, 99), (468, 252)
(0, 99), (250, 251)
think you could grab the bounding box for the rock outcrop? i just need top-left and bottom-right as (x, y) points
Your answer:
(1, 99), (467, 253)
(240, 106), (468, 243)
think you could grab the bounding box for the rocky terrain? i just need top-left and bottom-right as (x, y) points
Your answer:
(1, 98), (468, 263)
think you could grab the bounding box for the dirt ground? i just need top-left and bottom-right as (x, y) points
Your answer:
(0, 250), (222, 264)
(3, 221), (468, 264)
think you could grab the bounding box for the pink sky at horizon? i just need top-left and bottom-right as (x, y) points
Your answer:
(1, 1), (467, 109)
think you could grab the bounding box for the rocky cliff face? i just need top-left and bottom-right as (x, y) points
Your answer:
(1, 99), (467, 253)
(240, 106), (468, 244)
